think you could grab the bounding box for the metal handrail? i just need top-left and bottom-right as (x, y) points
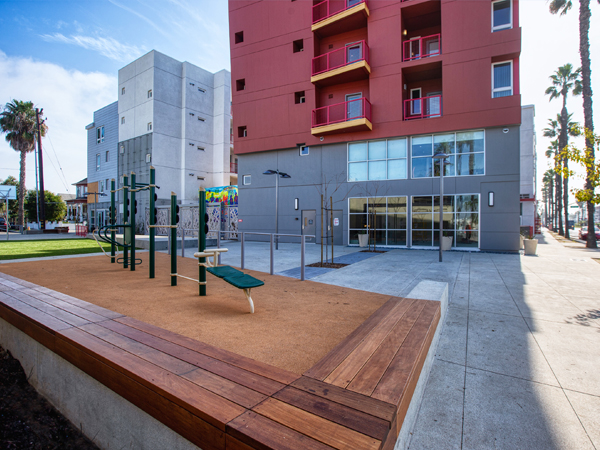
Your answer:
(403, 95), (443, 120)
(402, 34), (441, 62)
(312, 0), (367, 25)
(312, 40), (370, 76)
(312, 97), (372, 128)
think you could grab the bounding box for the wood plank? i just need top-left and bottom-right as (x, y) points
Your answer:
(291, 376), (396, 424)
(372, 301), (440, 405)
(0, 301), (58, 351)
(253, 398), (381, 450)
(347, 300), (427, 396)
(0, 278), (27, 290)
(182, 368), (267, 409)
(0, 292), (73, 333)
(273, 386), (390, 441)
(80, 323), (197, 375)
(31, 286), (124, 319)
(54, 336), (227, 450)
(0, 274), (39, 289)
(227, 410), (336, 450)
(226, 435), (255, 450)
(324, 299), (416, 388)
(303, 297), (402, 381)
(3, 290), (91, 327)
(57, 327), (246, 431)
(115, 316), (299, 385)
(20, 288), (109, 323)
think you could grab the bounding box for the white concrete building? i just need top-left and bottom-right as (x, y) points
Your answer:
(520, 105), (536, 233)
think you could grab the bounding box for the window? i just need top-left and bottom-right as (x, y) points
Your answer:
(348, 138), (407, 182)
(100, 181), (104, 192)
(147, 122), (152, 131)
(96, 154), (100, 171)
(146, 153), (151, 163)
(119, 144), (125, 154)
(492, 61), (513, 97)
(121, 117), (125, 125)
(242, 175), (251, 185)
(300, 145), (309, 156)
(295, 91), (306, 104)
(349, 197), (408, 247)
(293, 39), (304, 53)
(197, 146), (205, 151)
(121, 87), (125, 95)
(235, 31), (244, 44)
(238, 126), (247, 138)
(411, 131), (485, 178)
(492, 0), (512, 31)
(96, 126), (104, 144)
(148, 89), (153, 98)
(236, 79), (246, 91)
(106, 179), (110, 191)
(105, 151), (109, 162)
(412, 195), (479, 248)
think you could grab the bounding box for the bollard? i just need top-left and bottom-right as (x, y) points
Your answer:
(270, 233), (274, 275)
(301, 234), (306, 281)
(240, 232), (245, 270)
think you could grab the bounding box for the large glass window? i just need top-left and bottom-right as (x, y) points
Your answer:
(411, 194), (479, 248)
(348, 138), (407, 181)
(412, 131), (484, 178)
(492, 0), (512, 32)
(349, 196), (407, 246)
(492, 61), (513, 98)
(96, 126), (104, 144)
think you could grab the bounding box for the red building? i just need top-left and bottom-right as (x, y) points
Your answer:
(230, 0), (522, 252)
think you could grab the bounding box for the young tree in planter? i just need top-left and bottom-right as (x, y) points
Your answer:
(24, 190), (66, 224)
(0, 176), (19, 221)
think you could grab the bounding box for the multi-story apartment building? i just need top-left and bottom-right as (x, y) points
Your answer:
(230, 0), (522, 251)
(85, 102), (118, 229)
(86, 50), (234, 227)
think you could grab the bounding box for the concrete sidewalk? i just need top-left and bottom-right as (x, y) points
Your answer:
(196, 231), (599, 449)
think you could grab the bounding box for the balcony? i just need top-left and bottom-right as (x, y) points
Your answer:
(311, 41), (370, 86)
(402, 34), (441, 62)
(311, 97), (372, 135)
(230, 162), (238, 174)
(312, 0), (369, 36)
(403, 95), (442, 120)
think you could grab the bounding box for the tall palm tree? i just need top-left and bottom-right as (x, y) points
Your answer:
(0, 100), (46, 227)
(545, 64), (582, 238)
(543, 169), (555, 227)
(549, 0), (597, 248)
(543, 123), (564, 234)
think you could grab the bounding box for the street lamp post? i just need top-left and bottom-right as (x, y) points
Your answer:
(86, 191), (108, 232)
(263, 169), (291, 250)
(432, 152), (450, 262)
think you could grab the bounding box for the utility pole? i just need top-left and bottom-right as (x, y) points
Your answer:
(35, 108), (46, 230)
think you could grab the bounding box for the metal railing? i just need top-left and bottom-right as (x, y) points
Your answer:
(312, 40), (370, 76)
(403, 95), (442, 120)
(312, 0), (367, 25)
(312, 97), (372, 128)
(402, 34), (441, 62)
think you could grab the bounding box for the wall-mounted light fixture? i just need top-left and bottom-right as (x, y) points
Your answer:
(294, 198), (299, 210)
(488, 191), (494, 207)
(403, 29), (407, 36)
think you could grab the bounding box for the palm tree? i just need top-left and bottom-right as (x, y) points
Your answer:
(542, 169), (555, 227)
(545, 64), (582, 238)
(0, 100), (47, 227)
(549, 0), (597, 248)
(543, 123), (563, 234)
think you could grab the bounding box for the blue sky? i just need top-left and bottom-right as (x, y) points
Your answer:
(0, 0), (598, 202)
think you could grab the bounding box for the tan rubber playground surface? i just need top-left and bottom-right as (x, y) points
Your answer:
(0, 252), (391, 374)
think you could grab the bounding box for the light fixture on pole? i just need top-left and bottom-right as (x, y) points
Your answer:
(263, 169), (291, 250)
(432, 151), (451, 262)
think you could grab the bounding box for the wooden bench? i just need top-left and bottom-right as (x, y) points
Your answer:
(197, 250), (264, 314)
(0, 272), (440, 450)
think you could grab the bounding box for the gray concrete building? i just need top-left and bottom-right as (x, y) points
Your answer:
(520, 105), (537, 234)
(238, 125), (522, 252)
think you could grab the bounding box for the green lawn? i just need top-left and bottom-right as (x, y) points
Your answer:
(0, 239), (114, 260)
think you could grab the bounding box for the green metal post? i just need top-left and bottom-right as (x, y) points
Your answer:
(110, 179), (116, 263)
(199, 188), (206, 296)
(170, 192), (177, 286)
(123, 175), (129, 269)
(149, 167), (155, 279)
(130, 172), (136, 271)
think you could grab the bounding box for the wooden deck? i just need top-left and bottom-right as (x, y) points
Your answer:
(0, 271), (440, 450)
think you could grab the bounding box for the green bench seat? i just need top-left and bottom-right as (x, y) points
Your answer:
(205, 265), (263, 314)
(207, 266), (243, 279)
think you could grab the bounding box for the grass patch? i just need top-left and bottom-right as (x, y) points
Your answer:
(0, 239), (114, 260)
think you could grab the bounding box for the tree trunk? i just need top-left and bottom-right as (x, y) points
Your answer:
(18, 150), (26, 228)
(563, 155), (570, 238)
(555, 161), (564, 235)
(560, 105), (570, 239)
(579, 0), (596, 248)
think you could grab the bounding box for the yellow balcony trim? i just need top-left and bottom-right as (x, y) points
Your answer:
(311, 3), (370, 33)
(311, 60), (371, 84)
(311, 117), (372, 135)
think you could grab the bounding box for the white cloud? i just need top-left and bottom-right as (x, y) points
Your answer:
(0, 51), (116, 194)
(40, 33), (144, 62)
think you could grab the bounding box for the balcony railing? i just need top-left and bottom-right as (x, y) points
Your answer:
(312, 40), (370, 76)
(312, 97), (372, 128)
(403, 34), (441, 62)
(230, 162), (238, 174)
(403, 95), (442, 120)
(312, 0), (367, 24)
